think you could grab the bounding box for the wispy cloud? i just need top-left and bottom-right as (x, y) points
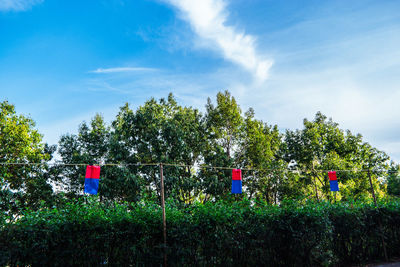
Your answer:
(0, 0), (43, 11)
(89, 67), (157, 74)
(164, 0), (273, 82)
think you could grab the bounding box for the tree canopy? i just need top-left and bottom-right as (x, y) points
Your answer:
(1, 92), (397, 211)
(0, 100), (55, 213)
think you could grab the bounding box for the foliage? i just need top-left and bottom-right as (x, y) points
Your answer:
(0, 100), (55, 213)
(1, 199), (400, 266)
(199, 91), (244, 200)
(237, 108), (292, 203)
(55, 113), (143, 202)
(283, 112), (389, 201)
(110, 94), (207, 203)
(387, 163), (400, 197)
(56, 114), (110, 195)
(1, 92), (396, 211)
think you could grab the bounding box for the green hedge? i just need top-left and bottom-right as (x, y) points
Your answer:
(1, 199), (400, 266)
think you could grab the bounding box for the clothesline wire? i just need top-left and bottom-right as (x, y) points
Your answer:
(0, 161), (388, 173)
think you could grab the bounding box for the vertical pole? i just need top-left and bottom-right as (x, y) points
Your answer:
(312, 161), (319, 201)
(313, 176), (319, 201)
(249, 170), (255, 200)
(367, 168), (377, 206)
(160, 163), (167, 267)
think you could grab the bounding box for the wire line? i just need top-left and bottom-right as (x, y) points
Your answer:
(0, 161), (387, 173)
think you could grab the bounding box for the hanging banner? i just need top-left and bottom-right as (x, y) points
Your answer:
(231, 169), (242, 194)
(84, 165), (101, 194)
(328, 171), (339, 191)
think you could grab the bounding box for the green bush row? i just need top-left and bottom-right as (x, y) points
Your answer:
(1, 199), (400, 266)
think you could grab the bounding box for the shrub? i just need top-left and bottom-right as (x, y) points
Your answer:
(1, 198), (399, 266)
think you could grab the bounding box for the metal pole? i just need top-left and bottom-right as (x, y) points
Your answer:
(160, 163), (167, 266)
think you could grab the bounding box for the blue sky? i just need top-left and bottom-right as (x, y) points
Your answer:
(1, 0), (400, 162)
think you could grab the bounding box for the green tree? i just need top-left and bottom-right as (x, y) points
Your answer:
(237, 108), (289, 203)
(349, 142), (389, 201)
(111, 94), (206, 203)
(283, 112), (389, 201)
(199, 91), (244, 201)
(57, 114), (109, 194)
(205, 90), (243, 159)
(387, 163), (400, 197)
(0, 100), (55, 212)
(57, 113), (144, 202)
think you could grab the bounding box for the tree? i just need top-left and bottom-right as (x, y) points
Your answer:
(0, 100), (55, 211)
(350, 142), (389, 201)
(198, 91), (244, 201)
(111, 94), (207, 203)
(52, 96), (393, 203)
(205, 90), (243, 159)
(57, 113), (144, 202)
(57, 114), (108, 193)
(387, 163), (400, 197)
(283, 112), (389, 201)
(237, 108), (284, 203)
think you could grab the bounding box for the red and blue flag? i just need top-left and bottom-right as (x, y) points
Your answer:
(328, 171), (339, 191)
(84, 165), (101, 194)
(231, 169), (242, 194)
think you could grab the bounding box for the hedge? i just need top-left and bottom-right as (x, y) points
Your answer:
(1, 199), (400, 266)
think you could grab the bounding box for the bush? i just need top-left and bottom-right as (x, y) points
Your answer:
(328, 200), (400, 265)
(1, 198), (400, 266)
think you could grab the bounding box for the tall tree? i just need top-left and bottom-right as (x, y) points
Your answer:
(387, 163), (400, 197)
(237, 108), (283, 203)
(111, 94), (206, 202)
(205, 90), (243, 159)
(200, 91), (244, 200)
(0, 100), (55, 210)
(283, 112), (389, 201)
(57, 114), (113, 197)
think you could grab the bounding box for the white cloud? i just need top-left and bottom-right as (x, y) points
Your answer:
(0, 0), (43, 11)
(165, 0), (273, 82)
(90, 67), (156, 74)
